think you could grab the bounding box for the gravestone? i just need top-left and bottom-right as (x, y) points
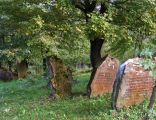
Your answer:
(0, 69), (17, 81)
(113, 58), (155, 109)
(90, 56), (119, 97)
(49, 57), (72, 97)
(17, 60), (28, 78)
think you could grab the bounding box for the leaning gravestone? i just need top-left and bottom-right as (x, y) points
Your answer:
(112, 58), (155, 110)
(49, 57), (72, 97)
(16, 60), (28, 78)
(90, 56), (119, 97)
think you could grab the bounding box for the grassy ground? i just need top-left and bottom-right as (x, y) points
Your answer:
(0, 73), (156, 120)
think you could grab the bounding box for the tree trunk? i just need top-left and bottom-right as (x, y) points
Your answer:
(0, 34), (4, 69)
(43, 58), (47, 72)
(17, 60), (28, 78)
(87, 38), (107, 96)
(148, 84), (156, 110)
(0, 62), (2, 68)
(8, 61), (12, 71)
(0, 34), (5, 46)
(145, 82), (156, 120)
(43, 58), (47, 78)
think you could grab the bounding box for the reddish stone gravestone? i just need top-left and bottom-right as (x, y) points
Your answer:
(90, 56), (119, 97)
(113, 58), (155, 109)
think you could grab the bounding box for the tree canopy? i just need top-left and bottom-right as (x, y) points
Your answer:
(0, 0), (89, 66)
(0, 0), (156, 65)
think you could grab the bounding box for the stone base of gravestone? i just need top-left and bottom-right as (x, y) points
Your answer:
(113, 58), (155, 109)
(90, 56), (119, 97)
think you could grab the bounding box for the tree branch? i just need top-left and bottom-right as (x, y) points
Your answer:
(100, 2), (107, 14)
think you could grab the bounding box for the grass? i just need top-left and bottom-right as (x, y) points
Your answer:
(0, 73), (156, 120)
(72, 72), (90, 94)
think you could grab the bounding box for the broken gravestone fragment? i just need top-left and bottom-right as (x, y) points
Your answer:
(0, 69), (17, 81)
(16, 60), (28, 78)
(90, 56), (119, 97)
(49, 57), (72, 97)
(112, 57), (155, 110)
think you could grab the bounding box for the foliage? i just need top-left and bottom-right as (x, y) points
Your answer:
(72, 72), (90, 93)
(0, 0), (89, 66)
(84, 0), (156, 60)
(1, 0), (155, 64)
(140, 45), (156, 78)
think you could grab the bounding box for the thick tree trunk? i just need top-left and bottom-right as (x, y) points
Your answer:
(87, 38), (107, 96)
(43, 58), (47, 73)
(72, 1), (108, 97)
(17, 60), (28, 78)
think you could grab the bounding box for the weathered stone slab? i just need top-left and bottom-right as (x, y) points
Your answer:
(0, 69), (17, 81)
(90, 56), (119, 97)
(17, 60), (28, 78)
(115, 58), (155, 109)
(50, 57), (72, 97)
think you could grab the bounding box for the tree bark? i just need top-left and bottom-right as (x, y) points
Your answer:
(8, 61), (12, 71)
(72, 1), (108, 96)
(0, 62), (2, 68)
(148, 84), (156, 110)
(43, 58), (47, 72)
(0, 34), (4, 69)
(145, 82), (156, 120)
